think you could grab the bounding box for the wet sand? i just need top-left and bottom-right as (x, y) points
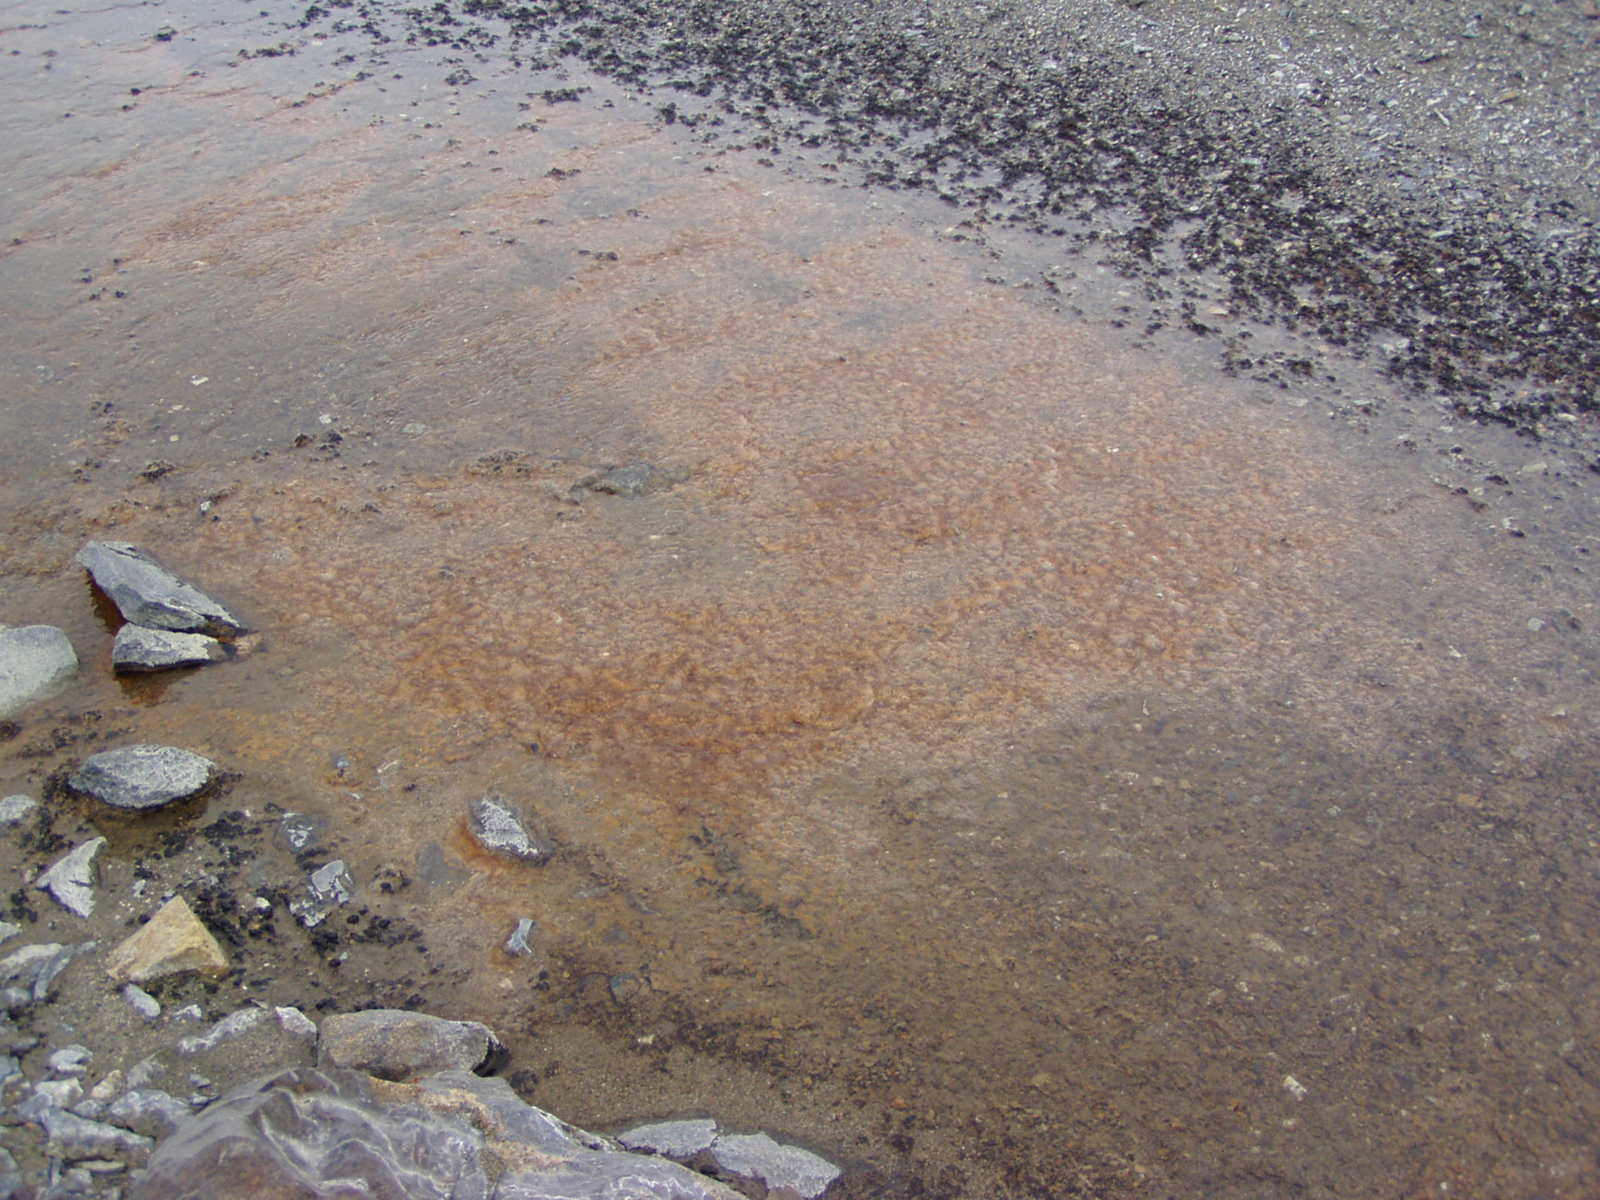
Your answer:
(3, 1), (1600, 1196)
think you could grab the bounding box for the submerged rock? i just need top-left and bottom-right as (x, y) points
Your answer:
(318, 1010), (507, 1082)
(107, 896), (229, 984)
(112, 625), (227, 673)
(35, 838), (107, 919)
(0, 624), (78, 718)
(0, 795), (37, 825)
(712, 1131), (842, 1200)
(467, 795), (553, 865)
(504, 917), (538, 957)
(77, 541), (245, 637)
(0, 941), (95, 1009)
(618, 1117), (719, 1157)
(69, 745), (216, 811)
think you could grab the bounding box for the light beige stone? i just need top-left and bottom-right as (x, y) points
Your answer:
(107, 897), (228, 984)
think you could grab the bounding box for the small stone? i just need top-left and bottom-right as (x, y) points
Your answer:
(112, 625), (226, 673)
(0, 922), (20, 946)
(106, 897), (229, 983)
(35, 1078), (84, 1108)
(177, 1008), (265, 1056)
(122, 984), (162, 1020)
(467, 794), (553, 864)
(89, 1070), (124, 1103)
(275, 1006), (317, 1041)
(28, 1104), (153, 1161)
(619, 1118), (720, 1157)
(0, 795), (38, 824)
(0, 941), (94, 1007)
(0, 624), (79, 718)
(35, 838), (107, 918)
(505, 917), (538, 956)
(711, 1132), (842, 1200)
(106, 1088), (194, 1138)
(70, 745), (217, 811)
(49, 1045), (92, 1076)
(77, 541), (245, 636)
(318, 1009), (507, 1081)
(290, 859), (353, 927)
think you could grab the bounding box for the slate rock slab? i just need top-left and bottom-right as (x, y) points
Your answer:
(77, 540), (245, 637)
(112, 625), (226, 673)
(467, 795), (553, 865)
(618, 1118), (719, 1157)
(0, 624), (78, 718)
(712, 1132), (842, 1199)
(318, 1010), (507, 1082)
(70, 745), (216, 811)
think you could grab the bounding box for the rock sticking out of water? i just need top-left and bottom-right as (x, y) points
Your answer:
(0, 624), (79, 718)
(711, 1131), (843, 1200)
(111, 625), (227, 673)
(0, 795), (37, 825)
(504, 917), (538, 956)
(106, 897), (229, 984)
(618, 1117), (720, 1157)
(317, 1009), (508, 1082)
(69, 745), (217, 811)
(76, 541), (245, 637)
(34, 837), (106, 919)
(467, 795), (554, 865)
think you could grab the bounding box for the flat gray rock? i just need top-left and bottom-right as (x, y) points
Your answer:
(69, 745), (216, 811)
(711, 1132), (842, 1200)
(0, 624), (78, 718)
(467, 795), (553, 865)
(112, 625), (226, 673)
(35, 838), (106, 918)
(0, 941), (95, 1008)
(0, 795), (37, 824)
(618, 1118), (719, 1157)
(318, 1010), (506, 1082)
(77, 541), (245, 637)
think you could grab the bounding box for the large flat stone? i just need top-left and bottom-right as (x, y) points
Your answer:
(318, 1010), (506, 1082)
(107, 896), (229, 983)
(711, 1132), (842, 1199)
(0, 624), (78, 718)
(112, 625), (227, 673)
(70, 745), (216, 811)
(77, 540), (245, 637)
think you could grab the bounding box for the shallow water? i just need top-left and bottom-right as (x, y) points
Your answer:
(3, 2), (1599, 1196)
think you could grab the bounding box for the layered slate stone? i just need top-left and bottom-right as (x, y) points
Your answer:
(35, 838), (107, 919)
(112, 625), (227, 673)
(77, 541), (245, 637)
(0, 624), (78, 718)
(69, 745), (216, 811)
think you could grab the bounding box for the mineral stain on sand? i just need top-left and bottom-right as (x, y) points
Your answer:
(3, 4), (1600, 1197)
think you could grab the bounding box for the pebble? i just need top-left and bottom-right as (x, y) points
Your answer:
(504, 917), (538, 956)
(122, 984), (162, 1020)
(467, 794), (553, 864)
(0, 795), (38, 824)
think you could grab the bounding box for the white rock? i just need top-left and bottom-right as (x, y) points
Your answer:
(0, 624), (79, 718)
(122, 984), (162, 1020)
(35, 838), (107, 918)
(0, 796), (37, 824)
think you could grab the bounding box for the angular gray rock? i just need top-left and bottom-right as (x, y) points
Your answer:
(0, 624), (78, 718)
(467, 795), (553, 865)
(0, 795), (37, 824)
(504, 917), (538, 956)
(25, 1104), (153, 1162)
(77, 541), (245, 637)
(69, 745), (216, 811)
(105, 1088), (196, 1138)
(711, 1132), (842, 1200)
(35, 838), (106, 918)
(318, 1010), (507, 1082)
(290, 859), (353, 927)
(128, 1067), (746, 1200)
(618, 1118), (719, 1157)
(112, 625), (227, 673)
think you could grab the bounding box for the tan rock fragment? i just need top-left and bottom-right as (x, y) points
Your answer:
(107, 896), (228, 983)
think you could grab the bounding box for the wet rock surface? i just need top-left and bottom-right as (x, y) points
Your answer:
(76, 542), (245, 638)
(466, 795), (554, 866)
(68, 746), (217, 812)
(34, 838), (106, 920)
(317, 1010), (506, 1082)
(110, 626), (226, 674)
(0, 625), (78, 720)
(105, 897), (229, 984)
